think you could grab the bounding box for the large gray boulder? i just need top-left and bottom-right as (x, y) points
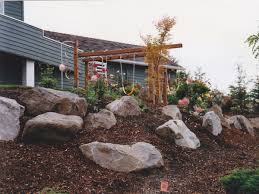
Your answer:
(18, 87), (87, 117)
(156, 120), (200, 149)
(162, 105), (182, 120)
(23, 112), (83, 143)
(229, 115), (255, 136)
(249, 117), (259, 130)
(0, 97), (25, 141)
(80, 142), (164, 172)
(202, 111), (223, 136)
(106, 96), (141, 117)
(210, 104), (231, 129)
(85, 109), (117, 129)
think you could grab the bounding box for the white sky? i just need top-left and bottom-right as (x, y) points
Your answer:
(24, 0), (259, 92)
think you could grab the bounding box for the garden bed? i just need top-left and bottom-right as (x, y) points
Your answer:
(0, 105), (258, 193)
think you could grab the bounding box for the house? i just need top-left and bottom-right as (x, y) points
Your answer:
(0, 1), (183, 88)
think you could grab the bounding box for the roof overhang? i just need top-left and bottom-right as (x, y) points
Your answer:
(111, 59), (185, 70)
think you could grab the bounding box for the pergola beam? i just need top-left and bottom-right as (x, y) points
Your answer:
(83, 52), (145, 63)
(79, 43), (183, 58)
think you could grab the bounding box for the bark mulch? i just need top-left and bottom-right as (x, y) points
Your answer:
(0, 109), (258, 194)
(0, 87), (258, 193)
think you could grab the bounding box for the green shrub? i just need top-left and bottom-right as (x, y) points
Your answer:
(220, 168), (259, 194)
(168, 94), (178, 104)
(40, 187), (69, 194)
(250, 77), (259, 114)
(228, 65), (250, 114)
(39, 65), (58, 89)
(94, 77), (107, 100)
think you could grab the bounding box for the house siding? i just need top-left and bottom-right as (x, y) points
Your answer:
(4, 1), (24, 21)
(0, 14), (85, 88)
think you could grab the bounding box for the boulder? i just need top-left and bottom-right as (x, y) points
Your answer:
(162, 105), (182, 120)
(0, 97), (25, 141)
(85, 109), (117, 129)
(210, 104), (231, 129)
(80, 142), (164, 172)
(202, 111), (223, 136)
(229, 115), (255, 136)
(106, 96), (141, 117)
(23, 112), (83, 143)
(249, 117), (259, 130)
(18, 87), (87, 117)
(156, 120), (200, 149)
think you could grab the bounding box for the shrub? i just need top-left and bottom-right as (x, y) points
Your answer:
(94, 77), (107, 100)
(229, 65), (250, 114)
(40, 187), (69, 194)
(220, 168), (259, 194)
(171, 72), (211, 112)
(39, 65), (58, 89)
(249, 77), (259, 114)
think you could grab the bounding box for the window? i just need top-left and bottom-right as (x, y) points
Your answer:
(0, 0), (4, 14)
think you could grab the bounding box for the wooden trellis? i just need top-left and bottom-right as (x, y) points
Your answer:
(73, 43), (183, 105)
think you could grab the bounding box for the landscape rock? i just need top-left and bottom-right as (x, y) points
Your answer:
(106, 96), (141, 117)
(85, 109), (117, 129)
(18, 87), (87, 117)
(23, 112), (83, 143)
(249, 117), (259, 130)
(0, 97), (25, 141)
(202, 111), (223, 136)
(162, 105), (182, 120)
(156, 120), (200, 149)
(229, 115), (255, 136)
(80, 142), (164, 172)
(210, 104), (231, 129)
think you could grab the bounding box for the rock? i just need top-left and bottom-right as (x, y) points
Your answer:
(80, 142), (164, 172)
(210, 104), (231, 129)
(106, 96), (141, 117)
(162, 105), (182, 120)
(85, 109), (117, 129)
(18, 87), (87, 117)
(23, 112), (83, 143)
(156, 120), (200, 149)
(202, 111), (223, 136)
(0, 97), (25, 141)
(229, 115), (255, 136)
(249, 117), (259, 130)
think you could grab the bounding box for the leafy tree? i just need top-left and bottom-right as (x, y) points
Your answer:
(39, 65), (58, 89)
(229, 64), (250, 114)
(142, 16), (176, 105)
(246, 32), (259, 59)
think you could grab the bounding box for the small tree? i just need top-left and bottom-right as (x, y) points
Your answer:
(250, 76), (259, 114)
(142, 16), (176, 105)
(229, 64), (250, 114)
(39, 65), (58, 89)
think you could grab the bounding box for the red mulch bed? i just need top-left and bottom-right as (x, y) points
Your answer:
(0, 88), (258, 193)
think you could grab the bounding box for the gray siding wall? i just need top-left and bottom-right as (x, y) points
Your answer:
(107, 62), (147, 86)
(0, 14), (85, 88)
(4, 1), (24, 21)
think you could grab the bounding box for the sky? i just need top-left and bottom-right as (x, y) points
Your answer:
(24, 0), (259, 92)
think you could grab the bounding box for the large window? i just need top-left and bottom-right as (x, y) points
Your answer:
(0, 0), (4, 14)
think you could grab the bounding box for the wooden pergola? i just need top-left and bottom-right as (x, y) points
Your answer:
(73, 43), (183, 90)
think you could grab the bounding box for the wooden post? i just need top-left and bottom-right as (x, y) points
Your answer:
(162, 70), (168, 105)
(84, 61), (89, 91)
(73, 40), (79, 88)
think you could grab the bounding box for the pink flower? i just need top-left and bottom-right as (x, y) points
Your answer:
(193, 105), (204, 113)
(91, 75), (98, 81)
(186, 78), (193, 85)
(178, 97), (190, 106)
